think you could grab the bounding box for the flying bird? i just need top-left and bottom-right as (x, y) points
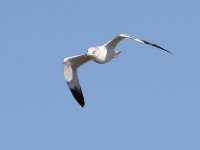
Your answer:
(63, 34), (171, 107)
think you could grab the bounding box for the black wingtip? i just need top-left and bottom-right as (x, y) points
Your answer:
(159, 47), (173, 54)
(142, 40), (172, 54)
(69, 87), (85, 107)
(156, 45), (172, 54)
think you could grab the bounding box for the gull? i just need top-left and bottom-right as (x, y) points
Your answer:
(63, 34), (171, 107)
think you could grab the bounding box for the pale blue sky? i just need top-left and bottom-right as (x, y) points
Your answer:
(1, 0), (200, 149)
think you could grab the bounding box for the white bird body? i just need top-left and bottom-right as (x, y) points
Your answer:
(63, 34), (171, 107)
(87, 46), (118, 64)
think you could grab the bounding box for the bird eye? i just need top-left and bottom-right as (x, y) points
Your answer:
(92, 51), (95, 54)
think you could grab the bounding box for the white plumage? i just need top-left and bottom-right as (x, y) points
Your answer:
(63, 34), (171, 107)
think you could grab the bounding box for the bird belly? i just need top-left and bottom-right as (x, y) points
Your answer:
(92, 56), (108, 64)
(92, 49), (113, 64)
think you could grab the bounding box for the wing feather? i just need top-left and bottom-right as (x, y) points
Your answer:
(63, 54), (91, 107)
(104, 34), (172, 53)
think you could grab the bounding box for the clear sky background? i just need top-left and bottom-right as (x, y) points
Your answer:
(1, 0), (200, 149)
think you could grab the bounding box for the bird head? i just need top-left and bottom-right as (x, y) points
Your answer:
(87, 47), (96, 56)
(87, 47), (100, 59)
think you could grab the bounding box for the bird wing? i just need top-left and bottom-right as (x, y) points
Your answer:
(104, 34), (172, 53)
(63, 54), (91, 107)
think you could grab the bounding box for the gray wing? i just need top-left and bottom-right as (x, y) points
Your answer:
(63, 54), (91, 107)
(104, 34), (171, 53)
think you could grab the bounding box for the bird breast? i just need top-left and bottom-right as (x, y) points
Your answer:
(91, 47), (111, 64)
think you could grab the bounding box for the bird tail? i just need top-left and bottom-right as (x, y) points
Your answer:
(114, 51), (122, 58)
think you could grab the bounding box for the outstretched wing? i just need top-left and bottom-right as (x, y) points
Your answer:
(63, 54), (91, 107)
(104, 34), (172, 53)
